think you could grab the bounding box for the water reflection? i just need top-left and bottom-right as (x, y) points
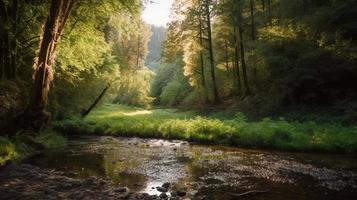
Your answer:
(28, 136), (357, 200)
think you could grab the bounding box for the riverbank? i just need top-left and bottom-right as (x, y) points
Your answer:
(53, 104), (357, 154)
(0, 130), (66, 166)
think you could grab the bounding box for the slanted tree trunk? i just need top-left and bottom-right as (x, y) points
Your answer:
(204, 0), (219, 104)
(81, 84), (110, 118)
(26, 0), (75, 129)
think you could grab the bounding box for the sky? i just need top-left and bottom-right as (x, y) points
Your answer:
(142, 0), (174, 27)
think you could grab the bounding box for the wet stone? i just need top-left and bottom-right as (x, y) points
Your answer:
(157, 186), (168, 193)
(176, 188), (187, 197)
(162, 182), (171, 189)
(115, 187), (129, 193)
(159, 192), (168, 199)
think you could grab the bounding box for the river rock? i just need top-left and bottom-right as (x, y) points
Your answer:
(157, 186), (168, 192)
(176, 188), (187, 197)
(162, 182), (170, 189)
(159, 192), (168, 199)
(115, 187), (129, 193)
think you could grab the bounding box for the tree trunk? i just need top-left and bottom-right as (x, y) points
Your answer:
(0, 39), (3, 79)
(250, 0), (256, 41)
(0, 0), (6, 79)
(3, 32), (11, 79)
(26, 0), (74, 129)
(199, 18), (206, 87)
(10, 0), (18, 79)
(237, 0), (251, 95)
(224, 39), (229, 72)
(238, 27), (251, 96)
(204, 0), (219, 104)
(267, 0), (272, 25)
(250, 0), (258, 83)
(233, 26), (242, 95)
(81, 84), (110, 118)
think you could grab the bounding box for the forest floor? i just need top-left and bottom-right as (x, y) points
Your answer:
(53, 104), (357, 154)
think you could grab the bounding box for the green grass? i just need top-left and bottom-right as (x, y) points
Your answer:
(0, 130), (67, 166)
(53, 104), (357, 153)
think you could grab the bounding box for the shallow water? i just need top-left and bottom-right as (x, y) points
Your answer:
(27, 136), (357, 199)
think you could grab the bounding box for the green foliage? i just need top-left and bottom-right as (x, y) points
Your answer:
(53, 104), (357, 153)
(151, 58), (193, 106)
(0, 137), (17, 165)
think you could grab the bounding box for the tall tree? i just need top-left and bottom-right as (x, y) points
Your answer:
(204, 0), (220, 103)
(236, 0), (251, 95)
(27, 0), (75, 128)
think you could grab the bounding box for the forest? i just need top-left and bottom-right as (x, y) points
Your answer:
(0, 0), (357, 199)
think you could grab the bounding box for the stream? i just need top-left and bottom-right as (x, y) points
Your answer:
(13, 136), (357, 199)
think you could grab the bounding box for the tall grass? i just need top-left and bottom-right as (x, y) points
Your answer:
(53, 104), (357, 153)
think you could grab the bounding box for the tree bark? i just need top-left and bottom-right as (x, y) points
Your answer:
(204, 0), (219, 104)
(233, 26), (242, 94)
(267, 0), (272, 25)
(199, 17), (206, 88)
(10, 0), (18, 79)
(250, 0), (256, 41)
(250, 0), (258, 83)
(26, 0), (74, 129)
(237, 0), (251, 95)
(81, 84), (110, 118)
(224, 39), (229, 72)
(0, 39), (3, 79)
(0, 1), (6, 79)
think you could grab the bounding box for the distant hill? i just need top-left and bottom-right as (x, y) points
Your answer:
(145, 25), (166, 71)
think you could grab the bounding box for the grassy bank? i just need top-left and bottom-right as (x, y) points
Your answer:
(0, 130), (66, 166)
(53, 104), (357, 153)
